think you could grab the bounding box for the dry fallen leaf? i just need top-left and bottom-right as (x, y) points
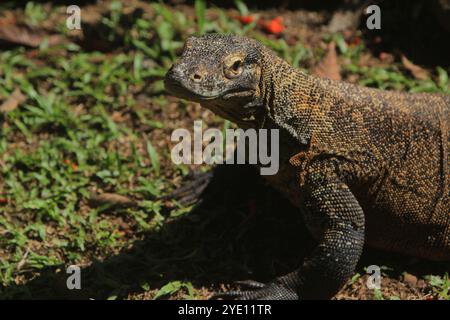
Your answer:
(16, 248), (30, 271)
(0, 88), (26, 113)
(328, 10), (361, 33)
(312, 41), (341, 81)
(0, 18), (65, 47)
(401, 55), (429, 81)
(111, 111), (126, 122)
(403, 272), (418, 287)
(89, 192), (136, 209)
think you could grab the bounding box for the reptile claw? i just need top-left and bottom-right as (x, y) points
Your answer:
(233, 280), (266, 289)
(211, 281), (299, 300)
(211, 290), (248, 300)
(162, 170), (213, 206)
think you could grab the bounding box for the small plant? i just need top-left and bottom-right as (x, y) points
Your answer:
(194, 0), (206, 35)
(24, 2), (47, 26)
(153, 281), (194, 300)
(372, 288), (384, 300)
(425, 273), (450, 300)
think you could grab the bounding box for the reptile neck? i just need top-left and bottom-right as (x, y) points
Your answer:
(260, 50), (320, 145)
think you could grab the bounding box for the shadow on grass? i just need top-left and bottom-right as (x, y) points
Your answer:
(0, 165), (312, 299)
(1, 165), (448, 299)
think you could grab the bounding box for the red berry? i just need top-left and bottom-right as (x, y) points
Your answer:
(264, 17), (284, 35)
(237, 15), (255, 25)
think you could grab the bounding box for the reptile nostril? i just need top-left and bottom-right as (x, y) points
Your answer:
(192, 73), (202, 82)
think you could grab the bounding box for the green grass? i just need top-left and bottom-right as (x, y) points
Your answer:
(0, 1), (449, 300)
(426, 273), (450, 300)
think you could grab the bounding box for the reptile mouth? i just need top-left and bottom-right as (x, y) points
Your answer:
(206, 98), (263, 127)
(164, 77), (220, 101)
(165, 77), (256, 104)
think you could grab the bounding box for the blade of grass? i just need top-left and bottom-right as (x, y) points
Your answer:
(146, 139), (160, 176)
(234, 0), (249, 16)
(195, 0), (206, 35)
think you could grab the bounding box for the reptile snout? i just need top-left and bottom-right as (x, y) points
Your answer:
(164, 62), (211, 100)
(166, 63), (205, 83)
(190, 66), (208, 83)
(165, 64), (181, 82)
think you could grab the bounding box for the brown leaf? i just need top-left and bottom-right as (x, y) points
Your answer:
(312, 41), (341, 81)
(89, 192), (136, 209)
(0, 19), (65, 47)
(111, 111), (126, 122)
(403, 272), (418, 287)
(328, 10), (361, 33)
(16, 248), (30, 271)
(0, 88), (26, 113)
(401, 55), (429, 80)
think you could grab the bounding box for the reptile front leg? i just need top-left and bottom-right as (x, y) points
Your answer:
(214, 161), (365, 300)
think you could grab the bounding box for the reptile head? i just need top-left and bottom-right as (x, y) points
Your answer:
(165, 34), (264, 126)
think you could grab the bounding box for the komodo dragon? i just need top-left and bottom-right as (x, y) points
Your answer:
(164, 34), (450, 300)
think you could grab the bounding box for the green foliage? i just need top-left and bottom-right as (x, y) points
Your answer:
(24, 2), (47, 26)
(234, 0), (249, 16)
(153, 281), (194, 300)
(195, 0), (206, 35)
(372, 288), (384, 300)
(425, 273), (450, 300)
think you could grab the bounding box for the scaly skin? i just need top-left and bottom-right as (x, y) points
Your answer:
(164, 34), (450, 300)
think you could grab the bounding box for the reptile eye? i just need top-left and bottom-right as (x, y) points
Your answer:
(231, 60), (241, 72)
(224, 58), (244, 79)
